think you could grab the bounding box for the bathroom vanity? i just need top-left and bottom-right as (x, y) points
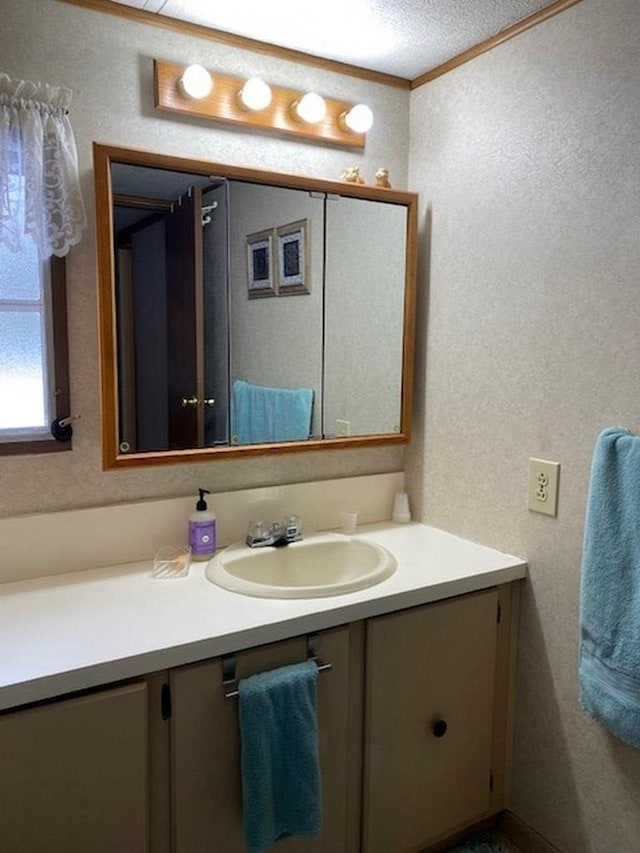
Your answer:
(169, 584), (517, 853)
(0, 521), (525, 853)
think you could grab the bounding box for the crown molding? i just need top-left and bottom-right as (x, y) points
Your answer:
(55, 0), (411, 90)
(56, 0), (584, 91)
(411, 0), (584, 89)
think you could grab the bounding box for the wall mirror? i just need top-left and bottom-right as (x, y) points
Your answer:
(94, 143), (417, 469)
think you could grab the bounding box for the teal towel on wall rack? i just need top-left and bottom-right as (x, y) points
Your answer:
(579, 426), (640, 747)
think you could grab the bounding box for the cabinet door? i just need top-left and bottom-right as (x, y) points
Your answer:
(0, 681), (149, 853)
(363, 589), (499, 853)
(170, 623), (363, 853)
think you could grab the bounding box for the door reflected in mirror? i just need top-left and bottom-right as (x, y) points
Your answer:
(95, 144), (417, 468)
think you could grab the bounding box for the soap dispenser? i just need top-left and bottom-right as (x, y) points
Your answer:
(189, 488), (216, 561)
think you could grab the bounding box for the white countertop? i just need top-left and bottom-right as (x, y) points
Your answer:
(0, 522), (526, 711)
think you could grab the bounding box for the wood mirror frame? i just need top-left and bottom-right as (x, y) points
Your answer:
(94, 142), (418, 469)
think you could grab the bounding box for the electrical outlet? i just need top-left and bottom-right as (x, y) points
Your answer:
(336, 419), (350, 437)
(528, 458), (560, 516)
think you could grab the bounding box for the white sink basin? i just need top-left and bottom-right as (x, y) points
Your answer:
(205, 532), (397, 598)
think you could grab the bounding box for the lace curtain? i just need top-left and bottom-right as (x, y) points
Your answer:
(0, 72), (86, 258)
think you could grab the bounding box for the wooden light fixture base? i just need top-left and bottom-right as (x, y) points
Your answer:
(154, 59), (366, 149)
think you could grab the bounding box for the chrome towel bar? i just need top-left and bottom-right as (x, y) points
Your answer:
(221, 633), (332, 700)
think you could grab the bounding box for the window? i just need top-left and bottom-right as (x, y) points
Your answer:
(0, 72), (85, 455)
(0, 244), (69, 455)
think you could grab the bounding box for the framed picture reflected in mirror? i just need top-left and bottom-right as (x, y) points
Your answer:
(246, 229), (275, 298)
(277, 219), (309, 295)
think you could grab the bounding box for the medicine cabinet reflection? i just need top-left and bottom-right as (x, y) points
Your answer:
(94, 144), (417, 469)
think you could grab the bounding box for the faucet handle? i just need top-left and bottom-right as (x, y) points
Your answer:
(283, 515), (302, 541)
(247, 520), (267, 541)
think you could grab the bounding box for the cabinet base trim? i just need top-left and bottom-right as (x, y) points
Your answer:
(498, 810), (564, 853)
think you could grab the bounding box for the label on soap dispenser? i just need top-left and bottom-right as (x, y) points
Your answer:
(190, 520), (216, 557)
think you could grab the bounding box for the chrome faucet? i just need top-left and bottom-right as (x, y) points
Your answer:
(246, 515), (302, 548)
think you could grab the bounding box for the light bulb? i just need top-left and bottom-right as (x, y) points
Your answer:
(238, 77), (272, 111)
(342, 104), (374, 134)
(179, 64), (213, 100)
(293, 92), (327, 124)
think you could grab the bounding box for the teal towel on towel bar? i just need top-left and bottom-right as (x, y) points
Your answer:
(230, 379), (313, 445)
(238, 660), (322, 851)
(579, 426), (640, 747)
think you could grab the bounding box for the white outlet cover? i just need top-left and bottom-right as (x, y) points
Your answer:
(527, 458), (560, 516)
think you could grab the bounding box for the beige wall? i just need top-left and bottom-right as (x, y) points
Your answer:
(407, 0), (640, 850)
(0, 0), (409, 518)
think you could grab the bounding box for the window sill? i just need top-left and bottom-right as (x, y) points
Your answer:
(0, 439), (72, 457)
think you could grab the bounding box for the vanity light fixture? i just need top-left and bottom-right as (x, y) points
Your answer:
(292, 92), (327, 124)
(154, 59), (370, 149)
(340, 103), (374, 134)
(238, 77), (273, 111)
(179, 64), (214, 100)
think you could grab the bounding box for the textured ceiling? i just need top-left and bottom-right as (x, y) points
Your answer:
(111, 0), (562, 80)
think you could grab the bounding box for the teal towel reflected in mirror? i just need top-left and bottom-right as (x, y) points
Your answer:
(230, 379), (314, 445)
(238, 660), (321, 851)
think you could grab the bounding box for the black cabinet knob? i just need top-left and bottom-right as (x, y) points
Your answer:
(432, 719), (448, 738)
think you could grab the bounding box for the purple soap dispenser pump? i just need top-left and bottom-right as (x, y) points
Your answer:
(189, 488), (216, 561)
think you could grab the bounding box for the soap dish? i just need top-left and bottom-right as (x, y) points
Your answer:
(152, 545), (191, 579)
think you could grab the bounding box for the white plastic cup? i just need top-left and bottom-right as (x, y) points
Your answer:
(392, 492), (411, 523)
(341, 511), (359, 534)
